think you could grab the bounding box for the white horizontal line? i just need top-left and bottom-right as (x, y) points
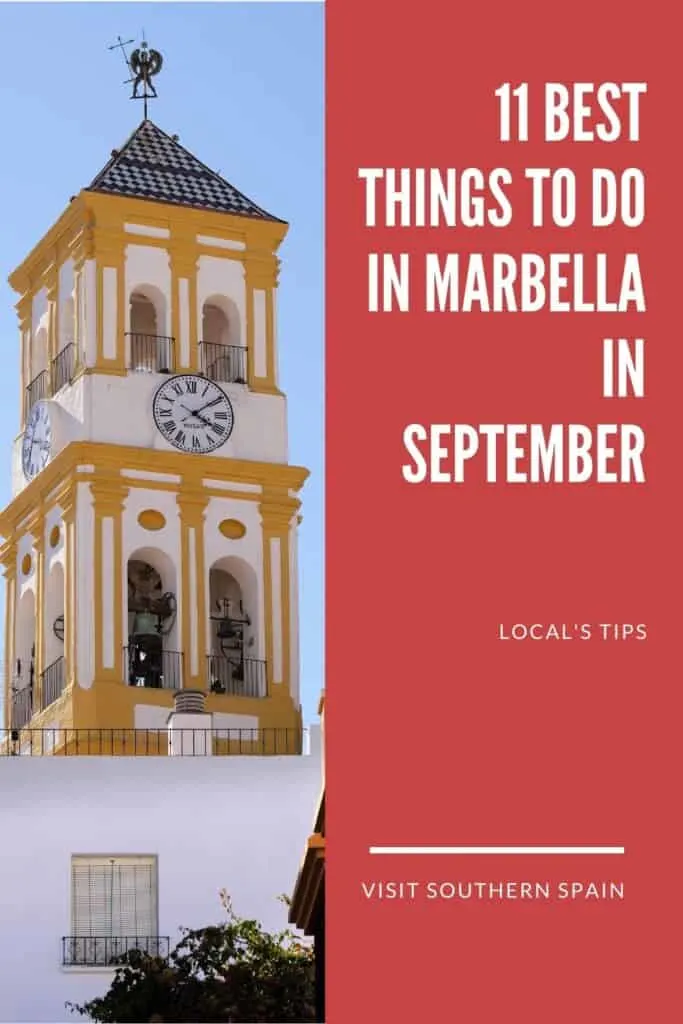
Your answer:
(369, 846), (625, 856)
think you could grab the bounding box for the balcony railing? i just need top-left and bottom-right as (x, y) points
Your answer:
(126, 333), (175, 374)
(1, 727), (306, 757)
(199, 341), (248, 384)
(125, 647), (183, 690)
(207, 655), (267, 698)
(24, 370), (48, 419)
(51, 342), (76, 393)
(41, 656), (66, 711)
(62, 935), (170, 967)
(10, 687), (33, 730)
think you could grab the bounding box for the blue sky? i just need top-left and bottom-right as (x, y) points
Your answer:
(0, 2), (324, 722)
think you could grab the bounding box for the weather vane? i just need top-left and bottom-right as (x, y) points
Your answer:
(109, 34), (163, 119)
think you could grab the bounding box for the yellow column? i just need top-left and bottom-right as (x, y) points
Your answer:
(177, 490), (209, 689)
(170, 243), (199, 372)
(60, 489), (77, 688)
(16, 295), (32, 427)
(259, 491), (299, 695)
(244, 253), (279, 392)
(90, 479), (129, 683)
(73, 257), (83, 371)
(93, 229), (126, 373)
(70, 227), (94, 371)
(26, 516), (46, 709)
(1, 541), (17, 728)
(46, 263), (59, 367)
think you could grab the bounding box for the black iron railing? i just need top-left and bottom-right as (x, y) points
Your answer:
(62, 935), (170, 967)
(51, 343), (76, 393)
(24, 370), (48, 418)
(125, 647), (183, 690)
(0, 727), (305, 757)
(199, 341), (248, 384)
(10, 687), (33, 730)
(41, 656), (66, 711)
(126, 333), (175, 373)
(207, 655), (267, 698)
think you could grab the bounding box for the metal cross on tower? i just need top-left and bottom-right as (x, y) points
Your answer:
(109, 34), (164, 119)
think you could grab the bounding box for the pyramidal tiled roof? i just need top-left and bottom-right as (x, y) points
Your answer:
(86, 119), (283, 222)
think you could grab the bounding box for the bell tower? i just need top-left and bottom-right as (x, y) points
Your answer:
(0, 119), (308, 749)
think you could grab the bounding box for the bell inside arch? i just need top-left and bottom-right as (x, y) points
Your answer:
(132, 611), (160, 639)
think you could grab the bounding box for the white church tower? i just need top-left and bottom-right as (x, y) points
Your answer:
(0, 117), (307, 750)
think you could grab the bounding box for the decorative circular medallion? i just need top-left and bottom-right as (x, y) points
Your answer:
(218, 518), (247, 540)
(138, 509), (167, 532)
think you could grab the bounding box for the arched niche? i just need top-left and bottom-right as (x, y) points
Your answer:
(31, 326), (49, 380)
(14, 589), (36, 694)
(44, 561), (65, 669)
(126, 548), (179, 690)
(200, 295), (245, 383)
(60, 295), (75, 348)
(128, 286), (172, 373)
(207, 556), (263, 697)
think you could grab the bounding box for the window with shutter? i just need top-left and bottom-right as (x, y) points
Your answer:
(65, 855), (162, 967)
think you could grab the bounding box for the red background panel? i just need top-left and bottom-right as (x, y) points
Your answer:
(326, 1), (681, 1021)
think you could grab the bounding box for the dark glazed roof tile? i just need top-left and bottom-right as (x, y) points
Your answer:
(87, 119), (282, 222)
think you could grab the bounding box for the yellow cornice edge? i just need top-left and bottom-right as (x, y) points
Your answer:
(0, 441), (309, 538)
(84, 191), (289, 251)
(289, 831), (326, 932)
(8, 193), (89, 294)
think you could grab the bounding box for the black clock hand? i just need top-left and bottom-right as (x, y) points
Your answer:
(193, 395), (223, 417)
(180, 404), (212, 428)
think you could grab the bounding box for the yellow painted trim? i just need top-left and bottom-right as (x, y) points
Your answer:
(60, 490), (77, 688)
(0, 443), (307, 538)
(260, 491), (299, 694)
(265, 287), (275, 388)
(95, 263), (104, 366)
(170, 256), (183, 371)
(45, 266), (59, 386)
(27, 516), (46, 703)
(90, 478), (129, 683)
(84, 192), (288, 252)
(290, 832), (326, 934)
(245, 282), (255, 388)
(2, 543), (17, 729)
(117, 242), (127, 370)
(8, 195), (87, 295)
(73, 264), (83, 370)
(17, 296), (32, 426)
(137, 509), (166, 531)
(218, 518), (247, 540)
(188, 266), (199, 372)
(177, 491), (209, 689)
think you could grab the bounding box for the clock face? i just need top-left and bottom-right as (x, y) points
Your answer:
(22, 401), (53, 480)
(152, 375), (234, 454)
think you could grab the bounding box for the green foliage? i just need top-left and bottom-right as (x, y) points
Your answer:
(67, 892), (315, 1023)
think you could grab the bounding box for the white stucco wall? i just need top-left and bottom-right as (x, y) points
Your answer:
(11, 375), (287, 498)
(0, 736), (321, 1023)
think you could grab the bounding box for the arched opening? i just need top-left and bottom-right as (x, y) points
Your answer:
(126, 549), (180, 689)
(60, 296), (75, 347)
(200, 296), (246, 384)
(26, 327), (49, 418)
(43, 563), (66, 709)
(128, 288), (172, 373)
(53, 296), (76, 392)
(207, 556), (264, 697)
(13, 590), (36, 728)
